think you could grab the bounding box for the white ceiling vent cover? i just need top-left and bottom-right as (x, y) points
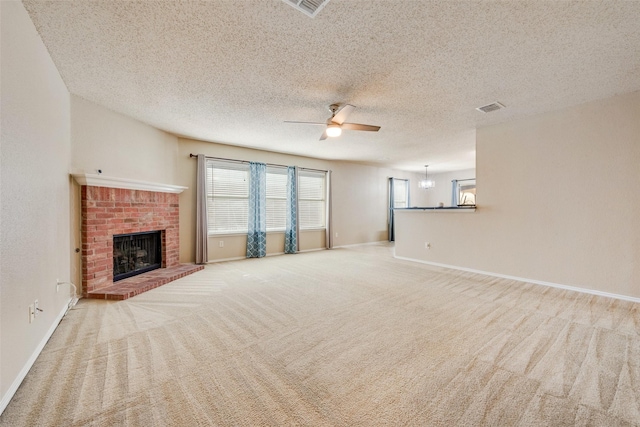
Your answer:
(476, 102), (505, 113)
(282, 0), (331, 18)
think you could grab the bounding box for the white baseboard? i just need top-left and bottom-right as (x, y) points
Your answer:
(394, 255), (640, 304)
(298, 247), (326, 253)
(0, 298), (71, 415)
(206, 256), (246, 263)
(333, 240), (389, 249)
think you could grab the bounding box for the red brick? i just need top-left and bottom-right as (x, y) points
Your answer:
(94, 258), (111, 268)
(93, 270), (110, 279)
(81, 186), (180, 297)
(83, 228), (101, 235)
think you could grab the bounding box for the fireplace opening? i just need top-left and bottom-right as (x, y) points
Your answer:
(113, 231), (162, 281)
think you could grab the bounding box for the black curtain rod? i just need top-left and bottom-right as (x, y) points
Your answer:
(452, 178), (475, 182)
(189, 153), (328, 173)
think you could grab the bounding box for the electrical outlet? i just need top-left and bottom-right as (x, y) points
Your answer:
(425, 242), (431, 249)
(28, 304), (35, 323)
(335, 232), (339, 238)
(219, 241), (224, 248)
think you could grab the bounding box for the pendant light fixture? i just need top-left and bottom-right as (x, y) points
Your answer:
(419, 165), (435, 189)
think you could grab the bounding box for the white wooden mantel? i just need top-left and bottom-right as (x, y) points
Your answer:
(71, 173), (187, 194)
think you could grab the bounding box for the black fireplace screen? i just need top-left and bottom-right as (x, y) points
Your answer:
(113, 231), (162, 281)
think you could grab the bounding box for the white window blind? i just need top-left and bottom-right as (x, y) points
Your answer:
(206, 160), (249, 234)
(205, 159), (327, 234)
(298, 171), (326, 229)
(266, 167), (287, 231)
(393, 179), (409, 208)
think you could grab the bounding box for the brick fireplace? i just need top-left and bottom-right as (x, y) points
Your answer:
(76, 175), (202, 300)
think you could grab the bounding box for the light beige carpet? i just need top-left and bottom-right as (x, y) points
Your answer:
(2, 244), (640, 426)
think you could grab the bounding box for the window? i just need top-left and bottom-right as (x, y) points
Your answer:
(455, 179), (476, 206)
(388, 177), (410, 242)
(298, 171), (326, 229)
(393, 179), (409, 208)
(266, 167), (287, 231)
(206, 161), (249, 234)
(206, 160), (327, 234)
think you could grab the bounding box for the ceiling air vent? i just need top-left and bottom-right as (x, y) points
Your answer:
(476, 102), (505, 113)
(282, 0), (330, 18)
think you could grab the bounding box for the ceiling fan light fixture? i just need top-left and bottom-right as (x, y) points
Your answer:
(284, 103), (379, 140)
(326, 124), (342, 137)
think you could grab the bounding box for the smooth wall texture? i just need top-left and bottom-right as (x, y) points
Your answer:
(0, 0), (71, 406)
(176, 138), (423, 262)
(70, 95), (179, 183)
(69, 96), (180, 290)
(395, 91), (640, 298)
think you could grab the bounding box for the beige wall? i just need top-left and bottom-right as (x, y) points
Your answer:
(68, 96), (181, 288)
(176, 138), (421, 262)
(0, 1), (71, 406)
(205, 230), (326, 261)
(70, 95), (179, 183)
(395, 91), (640, 299)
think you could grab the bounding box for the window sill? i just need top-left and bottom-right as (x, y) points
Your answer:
(209, 228), (326, 237)
(394, 206), (476, 212)
(208, 232), (247, 237)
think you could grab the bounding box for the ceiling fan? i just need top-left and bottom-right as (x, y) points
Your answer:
(285, 104), (381, 140)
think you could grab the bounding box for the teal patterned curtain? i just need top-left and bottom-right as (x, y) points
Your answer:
(247, 162), (267, 258)
(285, 166), (298, 254)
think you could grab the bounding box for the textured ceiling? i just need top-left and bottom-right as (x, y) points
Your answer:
(23, 0), (640, 172)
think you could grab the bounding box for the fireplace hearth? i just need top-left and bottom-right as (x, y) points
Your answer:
(78, 182), (201, 300)
(113, 231), (162, 281)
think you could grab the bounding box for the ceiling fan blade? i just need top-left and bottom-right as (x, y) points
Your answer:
(332, 104), (355, 125)
(341, 123), (381, 132)
(284, 121), (326, 125)
(319, 130), (328, 141)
